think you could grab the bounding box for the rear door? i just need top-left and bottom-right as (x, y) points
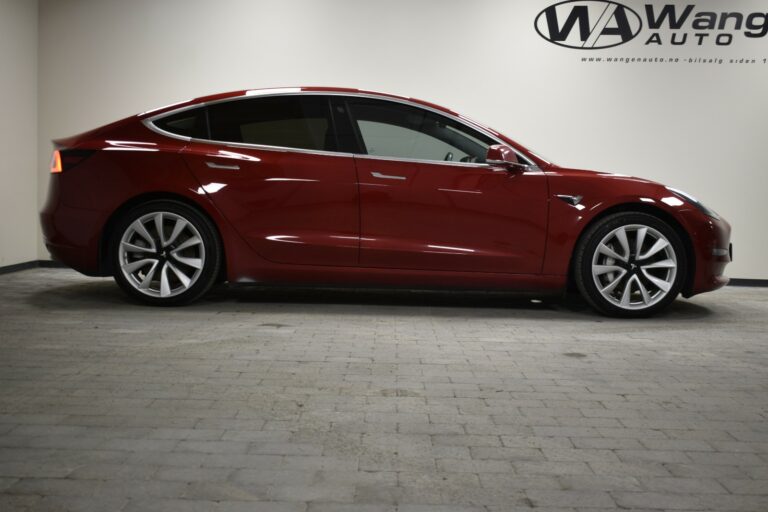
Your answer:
(176, 95), (360, 267)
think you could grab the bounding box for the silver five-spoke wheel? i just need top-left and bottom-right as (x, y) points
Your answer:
(591, 224), (677, 310)
(118, 211), (206, 298)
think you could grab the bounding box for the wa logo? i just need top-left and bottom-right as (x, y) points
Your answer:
(535, 0), (643, 49)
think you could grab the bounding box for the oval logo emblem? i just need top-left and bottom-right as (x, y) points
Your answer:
(535, 0), (643, 49)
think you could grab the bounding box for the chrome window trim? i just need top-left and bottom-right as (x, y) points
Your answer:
(143, 119), (193, 143)
(356, 153), (493, 169)
(142, 90), (539, 171)
(193, 139), (355, 159)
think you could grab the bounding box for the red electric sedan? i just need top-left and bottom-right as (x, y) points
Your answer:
(41, 87), (731, 316)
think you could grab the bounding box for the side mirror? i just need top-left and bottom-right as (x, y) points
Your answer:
(486, 144), (530, 171)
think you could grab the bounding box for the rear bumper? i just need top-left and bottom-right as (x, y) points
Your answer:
(42, 241), (103, 277)
(40, 176), (105, 276)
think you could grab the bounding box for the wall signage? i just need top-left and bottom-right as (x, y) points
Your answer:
(535, 1), (768, 49)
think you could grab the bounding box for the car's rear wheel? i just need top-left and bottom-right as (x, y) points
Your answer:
(574, 212), (687, 317)
(111, 200), (221, 305)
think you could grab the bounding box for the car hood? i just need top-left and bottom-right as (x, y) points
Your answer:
(545, 165), (662, 186)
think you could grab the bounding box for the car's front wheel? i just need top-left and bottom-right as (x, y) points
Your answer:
(574, 212), (687, 317)
(111, 200), (222, 305)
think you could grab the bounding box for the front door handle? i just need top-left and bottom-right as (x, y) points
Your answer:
(206, 161), (240, 170)
(371, 171), (406, 181)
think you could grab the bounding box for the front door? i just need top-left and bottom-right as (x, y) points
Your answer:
(346, 97), (548, 274)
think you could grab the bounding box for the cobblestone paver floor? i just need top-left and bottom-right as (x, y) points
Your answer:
(1, 268), (766, 511)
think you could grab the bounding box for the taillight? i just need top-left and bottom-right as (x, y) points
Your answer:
(50, 150), (62, 173)
(50, 149), (96, 173)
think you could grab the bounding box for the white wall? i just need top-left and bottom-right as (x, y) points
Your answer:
(37, 0), (768, 278)
(0, 0), (37, 267)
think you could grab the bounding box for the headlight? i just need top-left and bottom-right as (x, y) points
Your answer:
(666, 187), (720, 220)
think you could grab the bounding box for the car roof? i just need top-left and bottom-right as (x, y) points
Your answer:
(138, 87), (463, 120)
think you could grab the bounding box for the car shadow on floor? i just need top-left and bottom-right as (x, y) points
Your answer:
(26, 277), (716, 321)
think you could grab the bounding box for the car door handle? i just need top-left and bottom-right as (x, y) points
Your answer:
(371, 171), (406, 181)
(205, 161), (240, 170)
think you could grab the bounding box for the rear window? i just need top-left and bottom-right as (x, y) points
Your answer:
(153, 107), (208, 139)
(206, 96), (335, 151)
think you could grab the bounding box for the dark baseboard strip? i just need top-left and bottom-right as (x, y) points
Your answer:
(729, 278), (768, 287)
(1, 260), (767, 287)
(0, 260), (41, 275)
(0, 260), (67, 275)
(38, 260), (67, 269)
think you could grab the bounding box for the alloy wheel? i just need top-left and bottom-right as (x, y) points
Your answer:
(590, 224), (678, 311)
(118, 211), (206, 298)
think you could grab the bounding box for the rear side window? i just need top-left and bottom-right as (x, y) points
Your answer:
(153, 107), (208, 139)
(207, 96), (335, 151)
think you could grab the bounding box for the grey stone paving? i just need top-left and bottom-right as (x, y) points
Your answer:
(0, 267), (767, 511)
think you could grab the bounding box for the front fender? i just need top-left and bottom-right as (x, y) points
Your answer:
(542, 171), (699, 276)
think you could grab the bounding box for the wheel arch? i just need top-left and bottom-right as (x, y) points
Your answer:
(98, 192), (227, 281)
(566, 202), (696, 297)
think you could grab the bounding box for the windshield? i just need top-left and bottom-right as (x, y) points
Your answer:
(523, 146), (553, 166)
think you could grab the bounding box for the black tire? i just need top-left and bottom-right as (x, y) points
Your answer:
(574, 212), (687, 318)
(110, 200), (222, 306)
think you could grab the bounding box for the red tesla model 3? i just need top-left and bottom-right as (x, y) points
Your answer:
(41, 87), (731, 316)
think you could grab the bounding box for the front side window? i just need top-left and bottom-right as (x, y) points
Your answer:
(207, 96), (335, 151)
(347, 98), (494, 163)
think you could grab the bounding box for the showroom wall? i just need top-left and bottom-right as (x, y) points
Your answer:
(37, 0), (768, 278)
(0, 0), (38, 267)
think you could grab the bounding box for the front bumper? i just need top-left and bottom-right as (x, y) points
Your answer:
(681, 211), (732, 297)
